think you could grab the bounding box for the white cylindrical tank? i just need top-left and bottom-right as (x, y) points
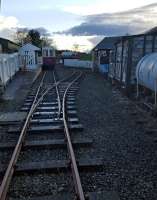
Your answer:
(136, 53), (157, 91)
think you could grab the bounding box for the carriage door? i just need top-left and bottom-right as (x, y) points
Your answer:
(24, 50), (36, 70)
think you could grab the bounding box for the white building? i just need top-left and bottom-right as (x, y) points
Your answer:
(61, 51), (76, 57)
(19, 43), (41, 70)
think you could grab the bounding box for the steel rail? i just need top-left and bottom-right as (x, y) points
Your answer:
(31, 72), (77, 113)
(33, 72), (46, 104)
(0, 71), (77, 200)
(53, 71), (61, 118)
(62, 72), (85, 200)
(0, 72), (46, 200)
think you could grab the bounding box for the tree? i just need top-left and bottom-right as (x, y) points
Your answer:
(41, 36), (53, 47)
(27, 29), (42, 47)
(72, 43), (79, 52)
(14, 28), (57, 49)
(14, 29), (28, 45)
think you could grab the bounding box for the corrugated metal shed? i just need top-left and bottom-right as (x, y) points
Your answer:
(108, 30), (157, 94)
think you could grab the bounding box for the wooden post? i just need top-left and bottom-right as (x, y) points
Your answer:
(120, 39), (124, 84)
(143, 35), (146, 56)
(155, 79), (157, 106)
(125, 37), (133, 95)
(152, 35), (155, 53)
(98, 50), (101, 72)
(91, 51), (95, 72)
(114, 44), (117, 79)
(136, 70), (139, 99)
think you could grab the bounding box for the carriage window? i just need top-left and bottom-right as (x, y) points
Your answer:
(43, 50), (47, 57)
(46, 50), (48, 57)
(49, 50), (53, 57)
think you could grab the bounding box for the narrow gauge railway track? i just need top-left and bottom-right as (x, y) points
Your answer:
(0, 70), (104, 200)
(0, 70), (81, 199)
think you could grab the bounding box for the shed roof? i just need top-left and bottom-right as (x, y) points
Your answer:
(19, 43), (41, 51)
(115, 27), (157, 44)
(92, 36), (121, 51)
(145, 26), (157, 34)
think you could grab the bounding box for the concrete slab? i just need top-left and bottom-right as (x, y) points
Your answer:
(10, 191), (119, 200)
(2, 71), (36, 100)
(89, 191), (120, 200)
(8, 124), (83, 133)
(0, 112), (27, 124)
(9, 191), (119, 200)
(0, 138), (92, 149)
(0, 68), (41, 112)
(0, 158), (103, 174)
(10, 194), (73, 200)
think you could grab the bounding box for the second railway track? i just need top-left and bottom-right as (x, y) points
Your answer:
(0, 70), (104, 200)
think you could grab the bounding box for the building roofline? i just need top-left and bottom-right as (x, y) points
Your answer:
(92, 30), (157, 50)
(115, 32), (157, 44)
(92, 36), (122, 51)
(0, 37), (20, 46)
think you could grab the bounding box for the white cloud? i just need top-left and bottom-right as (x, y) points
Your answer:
(0, 15), (23, 39)
(0, 16), (20, 30)
(52, 34), (96, 51)
(59, 3), (157, 37)
(61, 0), (157, 15)
(0, 15), (94, 52)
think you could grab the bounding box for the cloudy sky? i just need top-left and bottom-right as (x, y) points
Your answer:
(1, 0), (157, 51)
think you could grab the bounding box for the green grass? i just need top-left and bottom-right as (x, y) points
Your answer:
(79, 54), (92, 61)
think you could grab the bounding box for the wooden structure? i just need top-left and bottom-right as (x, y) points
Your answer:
(19, 43), (41, 70)
(92, 37), (120, 73)
(109, 30), (157, 93)
(0, 38), (19, 54)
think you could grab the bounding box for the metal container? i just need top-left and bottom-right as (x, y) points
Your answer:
(136, 52), (157, 91)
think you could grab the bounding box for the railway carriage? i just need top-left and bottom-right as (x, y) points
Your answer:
(42, 47), (56, 70)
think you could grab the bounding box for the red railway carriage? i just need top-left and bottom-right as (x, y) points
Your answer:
(42, 47), (56, 70)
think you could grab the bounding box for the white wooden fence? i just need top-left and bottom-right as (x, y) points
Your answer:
(0, 53), (20, 88)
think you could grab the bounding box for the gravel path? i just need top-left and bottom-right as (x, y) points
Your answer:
(77, 70), (157, 200)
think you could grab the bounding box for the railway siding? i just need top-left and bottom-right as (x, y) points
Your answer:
(0, 69), (107, 200)
(1, 65), (157, 199)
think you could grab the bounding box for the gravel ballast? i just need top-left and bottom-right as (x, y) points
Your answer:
(1, 66), (157, 199)
(76, 70), (157, 200)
